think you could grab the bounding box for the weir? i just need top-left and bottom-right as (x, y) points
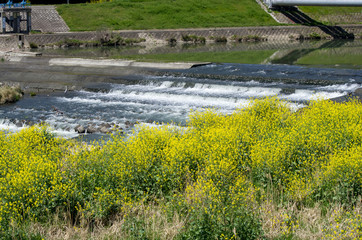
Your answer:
(266, 0), (362, 8)
(0, 1), (31, 34)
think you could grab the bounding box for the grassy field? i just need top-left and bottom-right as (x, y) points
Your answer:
(56, 0), (278, 31)
(1, 98), (361, 239)
(299, 6), (362, 16)
(299, 6), (362, 24)
(56, 0), (362, 31)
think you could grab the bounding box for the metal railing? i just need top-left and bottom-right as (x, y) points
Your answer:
(266, 0), (362, 8)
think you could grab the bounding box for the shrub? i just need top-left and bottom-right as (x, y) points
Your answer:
(29, 42), (38, 49)
(316, 145), (362, 204)
(213, 36), (227, 43)
(181, 35), (206, 43)
(308, 32), (322, 40)
(0, 84), (23, 104)
(168, 37), (177, 45)
(0, 98), (361, 238)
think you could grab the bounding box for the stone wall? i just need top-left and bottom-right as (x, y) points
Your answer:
(0, 35), (19, 51)
(24, 25), (362, 46)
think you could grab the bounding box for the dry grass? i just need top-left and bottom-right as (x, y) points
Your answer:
(261, 200), (362, 239)
(18, 201), (361, 239)
(0, 83), (23, 104)
(20, 202), (186, 240)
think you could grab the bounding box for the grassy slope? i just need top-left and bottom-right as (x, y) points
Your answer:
(299, 6), (362, 24)
(299, 6), (362, 16)
(56, 0), (278, 31)
(57, 0), (362, 31)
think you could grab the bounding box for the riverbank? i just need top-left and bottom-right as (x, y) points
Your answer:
(24, 25), (362, 48)
(1, 99), (361, 239)
(1, 24), (361, 52)
(1, 39), (361, 98)
(55, 0), (362, 31)
(0, 83), (23, 104)
(0, 48), (360, 140)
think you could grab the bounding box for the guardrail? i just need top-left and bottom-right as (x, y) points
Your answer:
(266, 0), (362, 8)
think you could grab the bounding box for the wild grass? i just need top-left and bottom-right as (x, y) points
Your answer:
(298, 6), (362, 25)
(56, 0), (278, 31)
(0, 98), (361, 239)
(0, 83), (23, 104)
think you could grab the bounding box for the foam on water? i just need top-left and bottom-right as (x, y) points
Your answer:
(317, 83), (361, 91)
(0, 119), (25, 132)
(281, 90), (347, 101)
(1, 62), (360, 141)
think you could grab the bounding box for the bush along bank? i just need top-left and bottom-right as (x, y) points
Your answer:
(29, 33), (146, 49)
(0, 98), (361, 239)
(0, 84), (23, 104)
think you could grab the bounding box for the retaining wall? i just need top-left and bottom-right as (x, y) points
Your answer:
(0, 35), (19, 51)
(24, 25), (362, 46)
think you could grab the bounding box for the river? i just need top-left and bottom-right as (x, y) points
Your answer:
(0, 40), (361, 141)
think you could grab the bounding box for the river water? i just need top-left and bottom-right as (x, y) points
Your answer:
(0, 40), (361, 140)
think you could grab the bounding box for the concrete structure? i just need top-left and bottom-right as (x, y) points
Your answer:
(266, 0), (362, 8)
(0, 7), (31, 34)
(24, 25), (362, 47)
(31, 6), (69, 33)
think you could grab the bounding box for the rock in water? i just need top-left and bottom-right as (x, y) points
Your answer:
(87, 125), (98, 134)
(99, 126), (111, 134)
(75, 125), (85, 133)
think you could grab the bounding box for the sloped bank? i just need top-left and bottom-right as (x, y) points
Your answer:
(22, 25), (362, 49)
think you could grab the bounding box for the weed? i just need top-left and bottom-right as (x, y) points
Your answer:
(0, 84), (23, 104)
(213, 36), (228, 43)
(181, 35), (205, 43)
(29, 42), (38, 49)
(308, 32), (322, 40)
(168, 37), (177, 45)
(0, 98), (361, 239)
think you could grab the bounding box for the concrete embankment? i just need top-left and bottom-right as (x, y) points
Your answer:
(0, 54), (210, 93)
(1, 25), (361, 51)
(0, 53), (361, 104)
(47, 58), (210, 70)
(23, 25), (362, 47)
(0, 35), (20, 51)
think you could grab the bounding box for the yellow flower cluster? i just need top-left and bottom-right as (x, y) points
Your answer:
(0, 97), (361, 239)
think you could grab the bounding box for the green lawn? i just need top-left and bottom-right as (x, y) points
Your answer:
(56, 0), (278, 31)
(56, 1), (362, 31)
(298, 6), (362, 24)
(299, 6), (362, 15)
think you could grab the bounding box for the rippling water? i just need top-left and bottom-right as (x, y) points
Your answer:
(1, 60), (361, 140)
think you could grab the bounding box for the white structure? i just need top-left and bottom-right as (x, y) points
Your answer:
(266, 0), (362, 8)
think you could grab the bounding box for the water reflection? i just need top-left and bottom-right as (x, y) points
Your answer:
(269, 40), (354, 65)
(36, 39), (362, 68)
